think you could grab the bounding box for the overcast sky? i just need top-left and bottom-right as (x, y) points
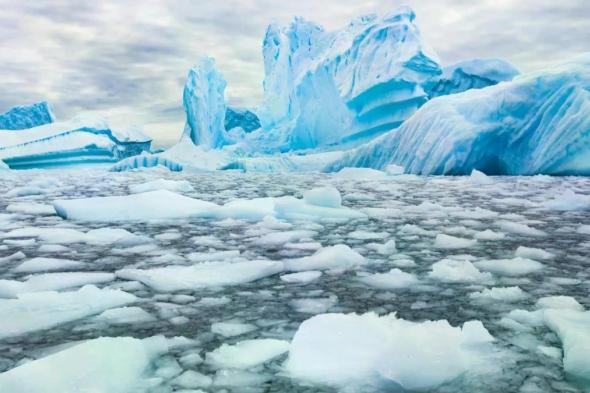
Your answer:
(1, 0), (588, 146)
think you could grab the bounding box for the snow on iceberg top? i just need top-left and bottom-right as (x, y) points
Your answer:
(0, 114), (151, 149)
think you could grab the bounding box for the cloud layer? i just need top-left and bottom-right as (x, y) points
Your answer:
(0, 0), (588, 145)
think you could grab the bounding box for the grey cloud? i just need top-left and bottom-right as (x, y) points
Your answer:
(0, 0), (588, 145)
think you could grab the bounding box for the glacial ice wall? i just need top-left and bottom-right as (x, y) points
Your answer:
(257, 6), (441, 151)
(182, 57), (228, 149)
(0, 115), (151, 169)
(425, 58), (519, 98)
(326, 54), (590, 176)
(0, 102), (55, 130)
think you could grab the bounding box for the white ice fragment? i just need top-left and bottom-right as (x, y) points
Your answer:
(290, 296), (338, 314)
(206, 339), (290, 369)
(0, 272), (115, 298)
(280, 271), (322, 284)
(172, 370), (212, 389)
(495, 221), (547, 237)
(211, 321), (257, 337)
(117, 260), (283, 292)
(535, 296), (583, 312)
(469, 287), (528, 302)
(0, 285), (136, 339)
(284, 245), (365, 272)
(0, 336), (168, 393)
(429, 259), (492, 283)
(285, 312), (495, 390)
(54, 190), (219, 222)
(474, 257), (544, 276)
(303, 187), (341, 208)
(474, 229), (505, 241)
(129, 179), (194, 194)
(514, 246), (554, 260)
(13, 257), (84, 273)
(357, 269), (418, 290)
(94, 306), (156, 325)
(434, 234), (476, 249)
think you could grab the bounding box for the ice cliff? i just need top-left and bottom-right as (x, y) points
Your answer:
(326, 54), (590, 175)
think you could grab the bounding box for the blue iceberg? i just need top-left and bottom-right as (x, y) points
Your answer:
(0, 115), (152, 169)
(326, 54), (590, 175)
(0, 102), (55, 130)
(256, 6), (441, 152)
(183, 57), (229, 149)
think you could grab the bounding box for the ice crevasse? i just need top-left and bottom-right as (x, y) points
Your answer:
(327, 53), (590, 175)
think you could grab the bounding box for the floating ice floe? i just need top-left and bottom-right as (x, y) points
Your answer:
(280, 271), (322, 284)
(357, 268), (419, 290)
(129, 179), (194, 194)
(0, 336), (168, 393)
(13, 257), (84, 273)
(434, 233), (477, 249)
(211, 321), (257, 337)
(469, 286), (528, 303)
(206, 339), (290, 369)
(1, 226), (141, 245)
(429, 258), (492, 283)
(0, 285), (136, 339)
(94, 306), (157, 325)
(290, 295), (338, 314)
(285, 312), (495, 390)
(53, 189), (218, 221)
(283, 245), (365, 272)
(514, 246), (554, 260)
(542, 189), (590, 211)
(53, 187), (365, 223)
(116, 260), (284, 292)
(474, 257), (544, 276)
(502, 296), (590, 383)
(0, 272), (115, 298)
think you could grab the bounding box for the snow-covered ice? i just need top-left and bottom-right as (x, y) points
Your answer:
(286, 312), (496, 390)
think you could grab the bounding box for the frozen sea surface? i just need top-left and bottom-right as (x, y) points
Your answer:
(0, 168), (589, 392)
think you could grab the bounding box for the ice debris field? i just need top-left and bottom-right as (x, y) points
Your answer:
(0, 169), (588, 392)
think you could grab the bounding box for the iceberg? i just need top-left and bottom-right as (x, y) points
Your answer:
(182, 57), (228, 149)
(0, 101), (55, 130)
(327, 53), (590, 175)
(257, 6), (441, 151)
(0, 114), (151, 169)
(425, 58), (519, 98)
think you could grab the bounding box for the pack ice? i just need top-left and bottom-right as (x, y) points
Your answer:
(328, 53), (590, 175)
